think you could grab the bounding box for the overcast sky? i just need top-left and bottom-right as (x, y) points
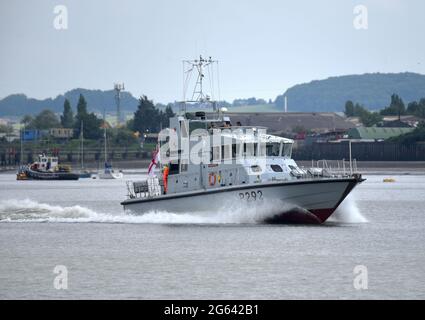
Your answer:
(0, 0), (424, 103)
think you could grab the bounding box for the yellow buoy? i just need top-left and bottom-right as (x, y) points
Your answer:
(383, 178), (396, 183)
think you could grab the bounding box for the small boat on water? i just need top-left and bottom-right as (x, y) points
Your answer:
(79, 170), (94, 179)
(78, 121), (95, 178)
(18, 154), (79, 180)
(98, 162), (124, 179)
(98, 115), (123, 179)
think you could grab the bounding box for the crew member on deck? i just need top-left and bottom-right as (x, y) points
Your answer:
(163, 165), (169, 194)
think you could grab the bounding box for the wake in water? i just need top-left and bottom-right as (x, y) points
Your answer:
(0, 198), (286, 224)
(0, 199), (121, 223)
(0, 197), (367, 224)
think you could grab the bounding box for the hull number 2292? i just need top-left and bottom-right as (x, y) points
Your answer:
(238, 190), (263, 201)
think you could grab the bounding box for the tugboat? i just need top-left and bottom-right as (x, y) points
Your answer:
(22, 154), (79, 180)
(121, 57), (365, 224)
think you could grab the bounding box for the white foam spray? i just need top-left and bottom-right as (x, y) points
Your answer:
(0, 199), (113, 223)
(329, 194), (368, 223)
(0, 198), (286, 224)
(0, 197), (367, 225)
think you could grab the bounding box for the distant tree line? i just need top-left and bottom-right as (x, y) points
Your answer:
(130, 95), (175, 134)
(163, 97), (272, 111)
(344, 94), (425, 126)
(20, 94), (176, 144)
(22, 94), (104, 140)
(389, 121), (425, 144)
(232, 97), (270, 106)
(380, 94), (425, 119)
(344, 101), (382, 126)
(0, 123), (14, 135)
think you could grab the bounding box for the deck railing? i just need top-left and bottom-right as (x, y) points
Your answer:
(298, 159), (358, 179)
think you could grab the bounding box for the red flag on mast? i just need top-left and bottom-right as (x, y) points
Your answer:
(148, 147), (160, 176)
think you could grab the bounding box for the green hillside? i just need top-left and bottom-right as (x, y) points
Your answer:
(275, 72), (425, 112)
(2, 72), (425, 116)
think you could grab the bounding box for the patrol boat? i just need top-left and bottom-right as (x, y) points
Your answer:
(121, 57), (365, 223)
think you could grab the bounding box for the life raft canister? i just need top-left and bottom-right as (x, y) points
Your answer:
(209, 172), (216, 186)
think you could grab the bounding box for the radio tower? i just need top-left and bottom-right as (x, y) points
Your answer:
(114, 83), (125, 127)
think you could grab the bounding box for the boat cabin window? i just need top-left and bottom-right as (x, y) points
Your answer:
(270, 164), (283, 172)
(211, 146), (221, 163)
(169, 162), (179, 175)
(266, 142), (281, 157)
(243, 143), (257, 157)
(221, 145), (232, 160)
(232, 144), (237, 159)
(180, 120), (189, 138)
(288, 165), (306, 177)
(251, 165), (262, 173)
(180, 161), (188, 173)
(282, 143), (292, 158)
(189, 122), (206, 133)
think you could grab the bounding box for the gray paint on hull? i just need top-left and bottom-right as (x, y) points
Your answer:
(122, 178), (356, 217)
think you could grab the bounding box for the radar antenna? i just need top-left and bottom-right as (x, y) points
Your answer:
(181, 56), (220, 113)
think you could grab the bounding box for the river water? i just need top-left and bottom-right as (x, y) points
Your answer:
(0, 173), (424, 299)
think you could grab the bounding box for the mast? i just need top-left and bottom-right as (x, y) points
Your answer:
(103, 110), (107, 165)
(20, 124), (24, 166)
(182, 55), (219, 113)
(80, 120), (84, 169)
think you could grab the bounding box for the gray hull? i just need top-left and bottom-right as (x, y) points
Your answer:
(121, 177), (363, 224)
